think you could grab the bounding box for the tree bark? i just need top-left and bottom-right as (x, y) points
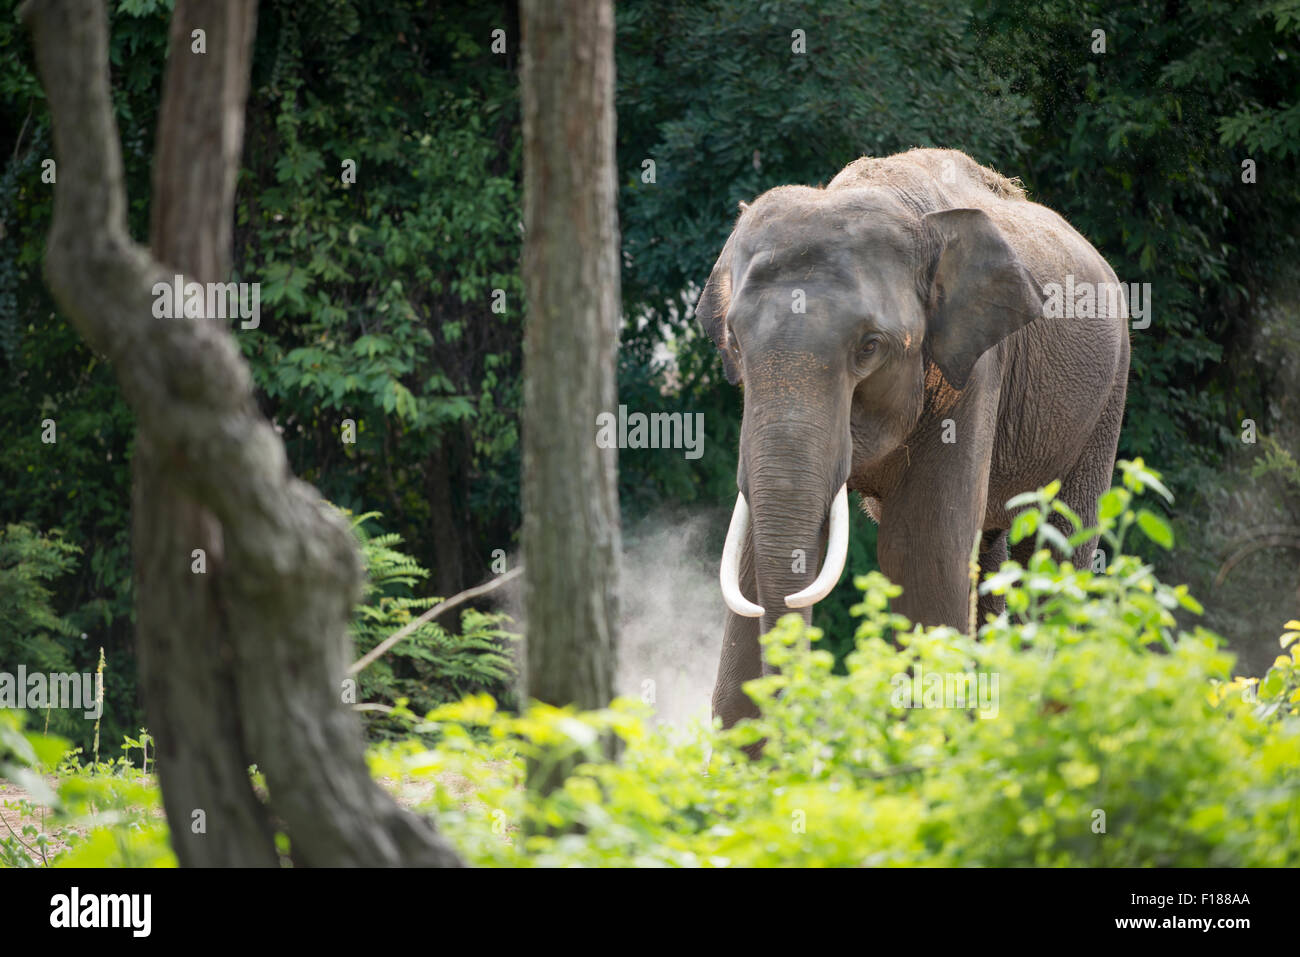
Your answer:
(428, 441), (465, 599)
(520, 0), (622, 716)
(23, 0), (462, 867)
(138, 0), (275, 870)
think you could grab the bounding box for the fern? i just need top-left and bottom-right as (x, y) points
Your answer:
(345, 510), (518, 738)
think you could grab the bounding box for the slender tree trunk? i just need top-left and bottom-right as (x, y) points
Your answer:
(428, 442), (465, 598)
(519, 0), (622, 716)
(23, 0), (462, 867)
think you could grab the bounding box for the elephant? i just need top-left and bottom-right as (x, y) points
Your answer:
(696, 148), (1130, 729)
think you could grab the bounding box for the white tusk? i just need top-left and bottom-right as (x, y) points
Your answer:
(785, 484), (850, 609)
(720, 492), (764, 617)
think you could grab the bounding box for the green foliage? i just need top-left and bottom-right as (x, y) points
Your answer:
(0, 524), (107, 746)
(0, 523), (81, 666)
(240, 0), (524, 577)
(1, 0), (178, 746)
(1184, 0), (1300, 158)
(1249, 434), (1300, 490)
(0, 710), (173, 868)
(0, 524), (128, 755)
(348, 511), (518, 737)
(1249, 618), (1300, 717)
(370, 471), (1299, 866)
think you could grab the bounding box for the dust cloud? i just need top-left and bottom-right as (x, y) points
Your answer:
(615, 509), (726, 728)
(495, 508), (727, 727)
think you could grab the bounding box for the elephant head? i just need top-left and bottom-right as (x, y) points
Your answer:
(696, 187), (1043, 633)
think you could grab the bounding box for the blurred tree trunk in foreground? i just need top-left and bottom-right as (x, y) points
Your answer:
(23, 0), (461, 867)
(520, 0), (623, 723)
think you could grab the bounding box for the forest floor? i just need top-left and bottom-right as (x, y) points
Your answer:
(0, 768), (498, 866)
(0, 776), (101, 863)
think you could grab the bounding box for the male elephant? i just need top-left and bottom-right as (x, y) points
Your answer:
(696, 148), (1130, 729)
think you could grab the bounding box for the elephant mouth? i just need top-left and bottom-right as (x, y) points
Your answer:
(718, 483), (850, 618)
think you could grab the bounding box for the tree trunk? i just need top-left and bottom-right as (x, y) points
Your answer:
(519, 0), (622, 717)
(23, 0), (461, 867)
(428, 442), (465, 599)
(137, 0), (275, 870)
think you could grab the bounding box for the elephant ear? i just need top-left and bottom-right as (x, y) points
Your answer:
(694, 229), (743, 386)
(921, 207), (1044, 389)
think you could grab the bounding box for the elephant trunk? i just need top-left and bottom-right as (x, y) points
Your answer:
(721, 406), (852, 639)
(719, 485), (849, 622)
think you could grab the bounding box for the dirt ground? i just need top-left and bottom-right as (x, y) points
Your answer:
(0, 777), (82, 863)
(0, 770), (494, 865)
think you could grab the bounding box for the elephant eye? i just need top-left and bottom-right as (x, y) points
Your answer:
(858, 334), (882, 357)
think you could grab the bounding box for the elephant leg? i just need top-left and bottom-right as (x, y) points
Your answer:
(877, 387), (998, 630)
(1060, 372), (1127, 573)
(877, 473), (989, 630)
(1010, 373), (1127, 572)
(976, 528), (1007, 625)
(712, 528), (762, 729)
(879, 515), (983, 629)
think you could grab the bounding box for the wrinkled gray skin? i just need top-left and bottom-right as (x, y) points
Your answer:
(697, 149), (1129, 729)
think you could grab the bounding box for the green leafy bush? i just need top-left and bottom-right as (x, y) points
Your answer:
(374, 463), (1300, 866)
(0, 710), (173, 868)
